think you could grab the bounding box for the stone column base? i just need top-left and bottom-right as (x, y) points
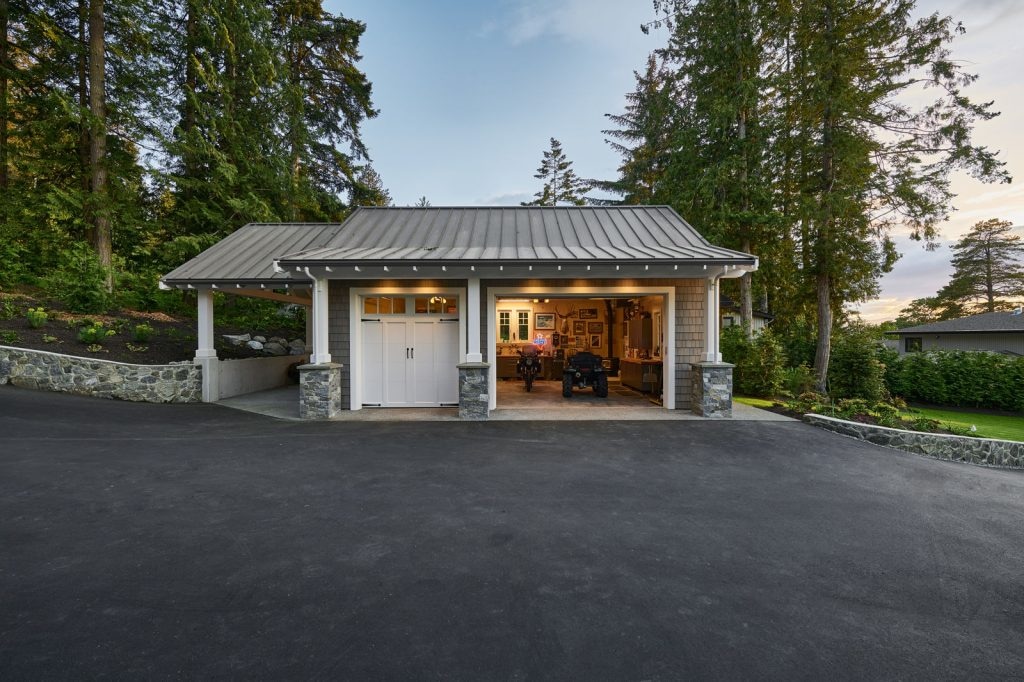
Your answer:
(299, 363), (343, 420)
(691, 362), (734, 418)
(457, 362), (491, 420)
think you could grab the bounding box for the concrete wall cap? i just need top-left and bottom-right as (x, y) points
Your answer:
(457, 362), (492, 369)
(298, 363), (344, 370)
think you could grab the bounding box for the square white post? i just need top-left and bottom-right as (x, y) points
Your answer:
(195, 289), (217, 359)
(704, 277), (722, 362)
(466, 277), (482, 362)
(310, 277), (332, 364)
(194, 288), (219, 402)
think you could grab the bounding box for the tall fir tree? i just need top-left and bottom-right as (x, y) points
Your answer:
(522, 137), (590, 207)
(938, 219), (1024, 313)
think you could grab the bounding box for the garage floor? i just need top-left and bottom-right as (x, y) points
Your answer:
(494, 376), (657, 409)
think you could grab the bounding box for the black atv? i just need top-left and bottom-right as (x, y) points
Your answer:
(562, 351), (608, 398)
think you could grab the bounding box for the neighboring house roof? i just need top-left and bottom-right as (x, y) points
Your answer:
(162, 206), (756, 287)
(895, 310), (1024, 335)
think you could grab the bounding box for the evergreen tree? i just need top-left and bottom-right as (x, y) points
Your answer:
(776, 0), (1009, 391)
(350, 165), (391, 206)
(593, 54), (676, 205)
(938, 219), (1024, 313)
(522, 137), (590, 206)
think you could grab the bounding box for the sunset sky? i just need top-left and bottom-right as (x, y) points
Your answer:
(330, 0), (1023, 322)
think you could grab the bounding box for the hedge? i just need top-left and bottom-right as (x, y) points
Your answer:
(882, 350), (1024, 412)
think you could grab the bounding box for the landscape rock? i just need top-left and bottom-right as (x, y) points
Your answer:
(222, 333), (251, 346)
(288, 339), (306, 354)
(252, 335), (267, 344)
(263, 342), (288, 356)
(269, 336), (288, 345)
(246, 340), (264, 350)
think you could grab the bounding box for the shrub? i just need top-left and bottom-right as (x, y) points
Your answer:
(0, 330), (18, 344)
(78, 322), (115, 345)
(133, 323), (154, 343)
(782, 363), (815, 397)
(884, 350), (1024, 412)
(828, 326), (888, 401)
(26, 307), (48, 328)
(721, 326), (786, 397)
(43, 244), (111, 313)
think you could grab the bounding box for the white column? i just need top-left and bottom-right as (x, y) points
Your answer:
(195, 289), (217, 359)
(310, 277), (332, 364)
(194, 288), (220, 402)
(705, 277), (722, 362)
(466, 277), (482, 362)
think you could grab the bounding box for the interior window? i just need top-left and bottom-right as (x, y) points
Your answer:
(905, 337), (922, 352)
(363, 297), (378, 314)
(517, 311), (530, 342)
(499, 311), (511, 341)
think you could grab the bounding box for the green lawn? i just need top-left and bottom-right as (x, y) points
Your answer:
(906, 406), (1024, 442)
(734, 396), (777, 409)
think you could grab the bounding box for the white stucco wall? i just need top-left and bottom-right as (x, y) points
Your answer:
(218, 355), (308, 400)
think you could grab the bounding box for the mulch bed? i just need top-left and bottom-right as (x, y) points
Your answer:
(0, 288), (302, 365)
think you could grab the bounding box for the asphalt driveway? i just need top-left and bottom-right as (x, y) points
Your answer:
(1, 385), (1023, 679)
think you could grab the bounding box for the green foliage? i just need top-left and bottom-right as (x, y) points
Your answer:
(77, 322), (116, 345)
(782, 364), (816, 397)
(522, 138), (591, 206)
(721, 326), (786, 397)
(43, 245), (112, 314)
(0, 330), (18, 344)
(938, 218), (1024, 314)
(25, 307), (48, 328)
(132, 323), (155, 343)
(828, 326), (887, 401)
(0, 300), (18, 320)
(885, 350), (1024, 413)
(42, 334), (59, 344)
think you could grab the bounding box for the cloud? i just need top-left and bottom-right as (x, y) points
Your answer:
(495, 0), (660, 47)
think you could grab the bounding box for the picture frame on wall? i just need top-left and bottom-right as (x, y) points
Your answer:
(573, 321), (586, 335)
(578, 308), (598, 319)
(589, 334), (602, 348)
(534, 313), (556, 330)
(575, 336), (586, 348)
(587, 321), (604, 334)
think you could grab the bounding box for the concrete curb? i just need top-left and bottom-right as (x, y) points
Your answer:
(803, 413), (1024, 468)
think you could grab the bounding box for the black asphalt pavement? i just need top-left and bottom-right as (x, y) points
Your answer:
(2, 385), (1023, 679)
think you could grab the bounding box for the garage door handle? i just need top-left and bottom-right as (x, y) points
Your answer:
(406, 347), (410, 359)
(410, 348), (415, 359)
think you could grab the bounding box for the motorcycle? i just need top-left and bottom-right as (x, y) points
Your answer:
(516, 345), (542, 392)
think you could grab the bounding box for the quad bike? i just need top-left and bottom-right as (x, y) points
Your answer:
(562, 351), (608, 398)
(516, 345), (542, 392)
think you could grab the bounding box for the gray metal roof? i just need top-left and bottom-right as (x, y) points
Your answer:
(162, 206), (756, 285)
(162, 223), (338, 285)
(895, 310), (1024, 334)
(276, 206), (756, 265)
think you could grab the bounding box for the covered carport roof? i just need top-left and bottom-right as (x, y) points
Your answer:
(160, 206), (757, 288)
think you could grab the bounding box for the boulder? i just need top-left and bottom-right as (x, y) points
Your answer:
(246, 340), (264, 350)
(252, 335), (267, 343)
(269, 336), (288, 345)
(263, 342), (288, 356)
(222, 333), (251, 346)
(288, 339), (306, 354)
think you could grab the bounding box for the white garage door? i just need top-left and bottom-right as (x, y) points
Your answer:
(359, 296), (459, 407)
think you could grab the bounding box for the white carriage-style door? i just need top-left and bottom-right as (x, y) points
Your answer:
(359, 295), (459, 407)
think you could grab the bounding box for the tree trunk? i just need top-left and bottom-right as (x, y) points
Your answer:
(88, 0), (111, 291)
(181, 0), (197, 187)
(78, 0), (91, 232)
(0, 0), (9, 194)
(814, 272), (831, 393)
(740, 239), (754, 339)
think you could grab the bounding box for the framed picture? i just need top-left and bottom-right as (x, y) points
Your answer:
(573, 320), (586, 335)
(534, 312), (556, 330)
(589, 334), (602, 348)
(579, 308), (598, 319)
(587, 321), (604, 334)
(575, 336), (586, 348)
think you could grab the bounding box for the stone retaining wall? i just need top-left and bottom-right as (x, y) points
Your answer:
(804, 414), (1024, 468)
(0, 345), (202, 403)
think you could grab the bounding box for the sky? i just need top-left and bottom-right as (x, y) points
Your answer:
(327, 0), (1024, 322)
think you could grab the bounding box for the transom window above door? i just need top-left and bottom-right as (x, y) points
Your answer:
(363, 295), (459, 316)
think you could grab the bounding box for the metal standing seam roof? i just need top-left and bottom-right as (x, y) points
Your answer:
(895, 310), (1024, 334)
(161, 206), (757, 285)
(276, 206), (757, 265)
